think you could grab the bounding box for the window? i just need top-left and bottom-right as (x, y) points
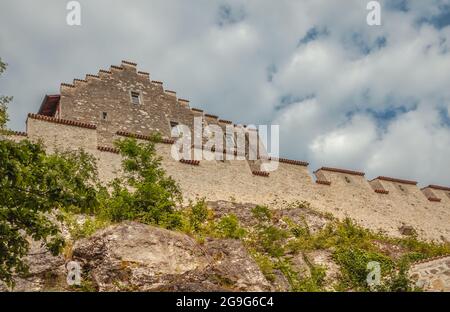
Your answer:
(101, 112), (108, 120)
(170, 121), (180, 136)
(344, 176), (351, 183)
(131, 91), (141, 105)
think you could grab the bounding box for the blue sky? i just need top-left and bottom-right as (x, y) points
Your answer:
(1, 0), (450, 186)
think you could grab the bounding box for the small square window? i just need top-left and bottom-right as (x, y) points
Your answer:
(131, 91), (141, 105)
(101, 112), (108, 120)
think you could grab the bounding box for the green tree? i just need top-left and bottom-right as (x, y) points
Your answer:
(0, 58), (12, 129)
(0, 140), (100, 286)
(100, 137), (182, 229)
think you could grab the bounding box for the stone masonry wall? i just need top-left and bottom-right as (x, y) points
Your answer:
(409, 256), (450, 291)
(19, 116), (450, 242)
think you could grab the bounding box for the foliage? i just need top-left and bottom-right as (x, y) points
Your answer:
(63, 212), (110, 240)
(187, 198), (209, 232)
(0, 140), (99, 286)
(247, 203), (450, 292)
(0, 58), (12, 129)
(98, 137), (183, 229)
(251, 205), (272, 223)
(214, 214), (246, 239)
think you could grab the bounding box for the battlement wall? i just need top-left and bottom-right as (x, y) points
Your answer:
(11, 116), (450, 242)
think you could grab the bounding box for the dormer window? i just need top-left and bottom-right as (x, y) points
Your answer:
(131, 91), (141, 105)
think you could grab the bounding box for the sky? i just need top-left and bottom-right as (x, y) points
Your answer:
(1, 0), (450, 186)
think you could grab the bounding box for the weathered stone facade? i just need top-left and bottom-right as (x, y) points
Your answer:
(8, 61), (450, 243)
(410, 256), (450, 291)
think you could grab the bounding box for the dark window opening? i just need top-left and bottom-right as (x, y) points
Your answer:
(101, 112), (108, 120)
(131, 91), (141, 105)
(344, 176), (351, 183)
(170, 121), (180, 136)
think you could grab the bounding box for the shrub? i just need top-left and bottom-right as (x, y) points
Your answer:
(99, 138), (183, 230)
(251, 205), (272, 223)
(214, 214), (246, 239)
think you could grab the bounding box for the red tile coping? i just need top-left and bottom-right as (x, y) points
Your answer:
(180, 159), (200, 166)
(137, 71), (149, 76)
(260, 156), (309, 167)
(110, 65), (124, 70)
(316, 180), (331, 186)
(152, 80), (163, 84)
(427, 185), (450, 192)
(121, 60), (137, 66)
(97, 146), (119, 154)
(252, 170), (270, 177)
(28, 113), (97, 129)
(317, 167), (365, 176)
(191, 108), (204, 113)
(2, 130), (27, 137)
(61, 83), (75, 88)
(373, 176), (418, 185)
(115, 130), (174, 144)
(219, 119), (233, 124)
(99, 69), (112, 74)
(73, 78), (87, 83)
(374, 189), (389, 194)
(165, 90), (176, 94)
(205, 114), (218, 119)
(277, 157), (309, 167)
(428, 197), (442, 202)
(86, 74), (100, 79)
(178, 98), (190, 103)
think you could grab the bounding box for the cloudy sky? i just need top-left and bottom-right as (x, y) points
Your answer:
(1, 0), (450, 186)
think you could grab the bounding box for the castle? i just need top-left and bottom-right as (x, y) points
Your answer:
(6, 60), (450, 242)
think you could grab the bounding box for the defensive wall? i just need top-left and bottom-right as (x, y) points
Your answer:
(5, 60), (450, 242)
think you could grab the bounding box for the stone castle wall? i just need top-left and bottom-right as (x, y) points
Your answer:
(8, 60), (450, 242)
(14, 115), (450, 242)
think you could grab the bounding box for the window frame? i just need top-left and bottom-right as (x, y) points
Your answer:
(130, 91), (142, 105)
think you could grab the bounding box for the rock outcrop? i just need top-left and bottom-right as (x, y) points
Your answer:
(2, 221), (271, 292)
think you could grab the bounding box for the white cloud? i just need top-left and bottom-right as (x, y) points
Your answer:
(1, 0), (450, 185)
